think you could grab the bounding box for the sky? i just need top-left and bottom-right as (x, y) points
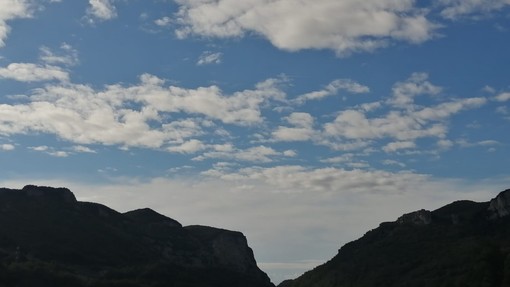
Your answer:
(0, 0), (509, 284)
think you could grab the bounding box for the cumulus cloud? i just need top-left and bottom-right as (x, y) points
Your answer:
(197, 51), (222, 65)
(0, 0), (34, 47)
(389, 72), (442, 108)
(382, 141), (416, 153)
(272, 112), (315, 142)
(320, 73), (488, 154)
(0, 75), (285, 149)
(295, 79), (369, 104)
(168, 139), (207, 153)
(155, 16), (172, 27)
(0, 63), (69, 82)
(28, 145), (69, 157)
(174, 0), (438, 56)
(87, 0), (117, 21)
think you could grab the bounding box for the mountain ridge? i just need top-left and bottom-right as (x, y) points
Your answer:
(0, 185), (274, 287)
(280, 188), (510, 287)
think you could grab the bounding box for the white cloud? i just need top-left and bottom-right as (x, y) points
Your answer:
(195, 145), (282, 163)
(87, 0), (117, 21)
(29, 145), (49, 151)
(155, 16), (172, 27)
(295, 79), (369, 103)
(72, 145), (96, 153)
(283, 150), (297, 157)
(204, 165), (431, 193)
(382, 159), (406, 167)
(320, 154), (354, 164)
(323, 74), (486, 148)
(0, 143), (15, 151)
(168, 139), (207, 153)
(29, 145), (71, 157)
(39, 43), (79, 66)
(382, 141), (416, 153)
(495, 92), (510, 102)
(438, 0), (510, 19)
(48, 150), (69, 157)
(324, 109), (447, 141)
(437, 139), (454, 149)
(0, 0), (34, 47)
(0, 75), (286, 149)
(457, 139), (500, 148)
(174, 0), (438, 56)
(197, 51), (222, 65)
(0, 63), (69, 82)
(272, 112), (315, 142)
(389, 73), (442, 108)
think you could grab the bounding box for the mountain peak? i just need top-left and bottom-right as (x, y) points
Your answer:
(124, 207), (182, 227)
(488, 188), (510, 219)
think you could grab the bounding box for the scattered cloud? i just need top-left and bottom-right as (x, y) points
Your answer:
(72, 145), (96, 153)
(0, 63), (69, 82)
(203, 164), (430, 193)
(323, 74), (486, 150)
(154, 16), (172, 27)
(272, 113), (315, 142)
(168, 139), (207, 153)
(495, 92), (510, 102)
(197, 51), (222, 65)
(86, 0), (117, 22)
(39, 43), (79, 66)
(382, 141), (416, 153)
(174, 0), (438, 56)
(0, 143), (15, 151)
(195, 145), (284, 163)
(389, 73), (442, 108)
(438, 0), (510, 19)
(320, 154), (354, 164)
(0, 0), (34, 47)
(294, 79), (369, 104)
(382, 159), (406, 167)
(28, 145), (68, 157)
(0, 75), (286, 149)
(437, 139), (454, 149)
(457, 139), (501, 148)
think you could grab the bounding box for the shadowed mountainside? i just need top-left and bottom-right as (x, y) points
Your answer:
(0, 185), (274, 287)
(280, 188), (510, 287)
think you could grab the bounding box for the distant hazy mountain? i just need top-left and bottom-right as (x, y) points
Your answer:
(0, 185), (274, 287)
(280, 188), (510, 287)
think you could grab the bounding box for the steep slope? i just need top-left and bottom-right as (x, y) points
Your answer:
(0, 185), (273, 287)
(281, 189), (510, 287)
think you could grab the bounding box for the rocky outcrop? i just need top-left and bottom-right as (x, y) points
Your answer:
(488, 189), (510, 219)
(397, 209), (432, 225)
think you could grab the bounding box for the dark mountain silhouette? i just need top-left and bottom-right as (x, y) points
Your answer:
(280, 188), (510, 287)
(0, 185), (274, 287)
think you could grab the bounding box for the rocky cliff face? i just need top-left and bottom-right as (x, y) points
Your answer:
(488, 189), (510, 219)
(0, 185), (274, 287)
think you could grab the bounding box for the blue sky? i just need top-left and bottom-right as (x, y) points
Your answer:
(1, 0), (510, 283)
